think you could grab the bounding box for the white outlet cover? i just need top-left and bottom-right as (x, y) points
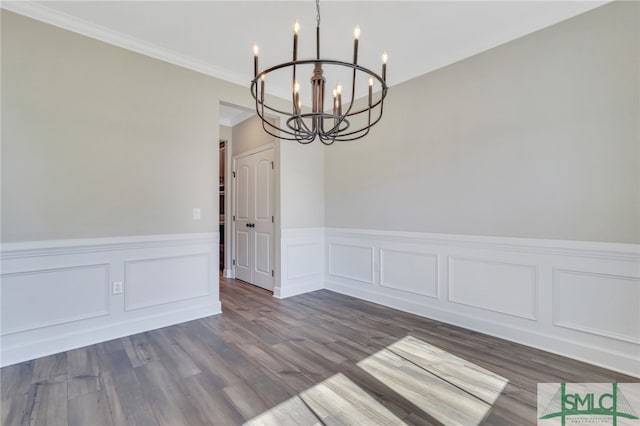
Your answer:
(113, 281), (123, 294)
(193, 208), (201, 220)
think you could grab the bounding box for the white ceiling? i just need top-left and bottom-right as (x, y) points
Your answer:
(4, 0), (608, 120)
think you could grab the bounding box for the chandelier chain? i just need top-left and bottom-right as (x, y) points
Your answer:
(316, 0), (321, 27)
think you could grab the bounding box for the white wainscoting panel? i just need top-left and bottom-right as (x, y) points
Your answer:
(553, 269), (640, 344)
(325, 228), (640, 377)
(125, 254), (210, 311)
(288, 244), (322, 280)
(328, 243), (374, 284)
(1, 264), (110, 334)
(0, 233), (220, 367)
(380, 249), (438, 298)
(448, 257), (537, 320)
(276, 228), (324, 299)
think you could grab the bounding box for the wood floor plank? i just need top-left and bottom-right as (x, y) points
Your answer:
(1, 361), (34, 398)
(291, 339), (348, 365)
(357, 348), (492, 426)
(388, 335), (508, 404)
(66, 346), (101, 400)
(245, 395), (321, 426)
(98, 371), (128, 426)
(68, 389), (114, 426)
(121, 337), (144, 369)
(337, 360), (439, 423)
(23, 380), (68, 426)
(168, 324), (243, 387)
(146, 328), (201, 380)
(134, 361), (204, 426)
(31, 353), (66, 384)
(178, 373), (245, 425)
(222, 382), (269, 421)
(104, 369), (159, 426)
(1, 394), (27, 426)
(299, 372), (408, 425)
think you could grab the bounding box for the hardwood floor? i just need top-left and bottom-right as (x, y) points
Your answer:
(1, 277), (637, 425)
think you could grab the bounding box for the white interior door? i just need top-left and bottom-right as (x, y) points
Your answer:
(233, 146), (274, 291)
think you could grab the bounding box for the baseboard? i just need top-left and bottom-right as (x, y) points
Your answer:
(223, 269), (234, 278)
(274, 279), (324, 299)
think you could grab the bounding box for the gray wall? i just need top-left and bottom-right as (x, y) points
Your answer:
(2, 11), (258, 242)
(231, 115), (276, 157)
(325, 2), (639, 243)
(220, 125), (232, 143)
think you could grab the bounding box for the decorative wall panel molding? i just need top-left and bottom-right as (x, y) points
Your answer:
(448, 257), (538, 320)
(553, 269), (640, 344)
(1, 263), (110, 335)
(0, 233), (220, 367)
(124, 254), (210, 311)
(328, 243), (375, 284)
(276, 228), (324, 299)
(380, 249), (438, 298)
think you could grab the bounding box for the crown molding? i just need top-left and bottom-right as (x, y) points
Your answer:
(1, 1), (247, 88)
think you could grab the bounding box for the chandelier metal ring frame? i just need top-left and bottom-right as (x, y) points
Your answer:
(250, 0), (388, 145)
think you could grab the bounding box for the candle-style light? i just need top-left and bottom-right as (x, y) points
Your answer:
(353, 26), (360, 64)
(293, 21), (300, 61)
(382, 52), (388, 82)
(293, 81), (300, 114)
(368, 77), (373, 106)
(253, 44), (259, 77)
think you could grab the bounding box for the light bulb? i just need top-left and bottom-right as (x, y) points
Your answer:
(294, 20), (300, 34)
(294, 81), (300, 93)
(369, 77), (374, 86)
(354, 26), (361, 39)
(253, 44), (259, 55)
(382, 52), (388, 64)
(337, 84), (342, 94)
(332, 89), (337, 97)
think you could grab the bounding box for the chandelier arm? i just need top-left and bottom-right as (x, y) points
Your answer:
(295, 112), (316, 136)
(334, 106), (384, 140)
(344, 88), (387, 116)
(330, 100), (384, 140)
(260, 118), (303, 141)
(257, 104), (316, 140)
(324, 67), (358, 135)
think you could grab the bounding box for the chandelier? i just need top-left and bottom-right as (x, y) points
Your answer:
(250, 0), (388, 145)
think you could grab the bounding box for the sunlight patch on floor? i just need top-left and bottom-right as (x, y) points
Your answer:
(357, 336), (509, 426)
(246, 336), (507, 426)
(245, 373), (406, 426)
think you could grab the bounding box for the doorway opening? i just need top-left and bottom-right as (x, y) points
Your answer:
(219, 102), (278, 292)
